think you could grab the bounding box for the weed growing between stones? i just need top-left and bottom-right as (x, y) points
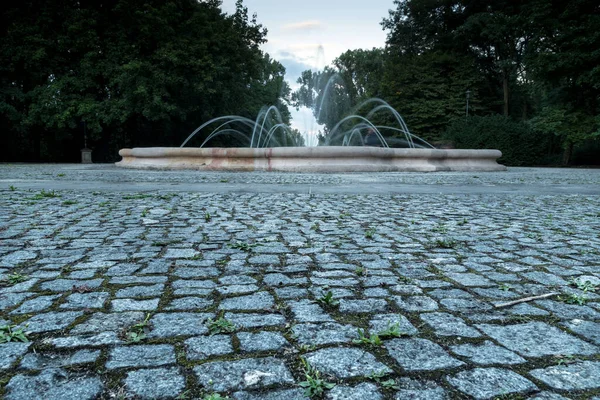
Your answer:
(206, 316), (236, 335)
(377, 322), (409, 339)
(228, 241), (256, 252)
(569, 278), (597, 293)
(125, 313), (152, 343)
(4, 272), (28, 285)
(316, 291), (339, 308)
(0, 324), (29, 343)
(200, 393), (228, 400)
(30, 189), (60, 200)
(298, 358), (335, 398)
(365, 227), (376, 239)
(368, 370), (400, 390)
(353, 328), (383, 346)
(558, 293), (587, 305)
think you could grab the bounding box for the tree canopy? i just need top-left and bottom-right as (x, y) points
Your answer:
(0, 0), (291, 161)
(293, 0), (599, 164)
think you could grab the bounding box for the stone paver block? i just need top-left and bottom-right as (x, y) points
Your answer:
(447, 368), (538, 399)
(530, 361), (600, 390)
(71, 311), (145, 334)
(385, 338), (464, 371)
(224, 312), (286, 328)
(219, 292), (275, 310)
(193, 357), (294, 392)
(5, 368), (103, 400)
(0, 342), (31, 370)
(395, 296), (438, 312)
(185, 335), (233, 360)
(369, 314), (418, 336)
(19, 349), (100, 369)
(327, 383), (382, 400)
(148, 312), (212, 338)
(237, 331), (289, 352)
(111, 298), (159, 311)
(125, 367), (186, 399)
(21, 311), (83, 333)
(304, 347), (391, 378)
(476, 322), (598, 357)
(420, 312), (481, 337)
(450, 341), (526, 365)
(233, 388), (307, 400)
(563, 319), (600, 345)
(292, 322), (358, 346)
(106, 344), (176, 369)
(60, 292), (110, 309)
(394, 378), (447, 400)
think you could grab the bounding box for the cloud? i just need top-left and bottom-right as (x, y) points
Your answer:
(282, 20), (323, 32)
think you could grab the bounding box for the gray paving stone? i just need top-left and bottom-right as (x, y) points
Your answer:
(394, 295), (438, 312)
(288, 300), (334, 322)
(233, 388), (307, 400)
(339, 298), (388, 313)
(165, 296), (213, 310)
(51, 331), (123, 348)
(114, 284), (164, 298)
(5, 369), (102, 400)
(71, 311), (145, 334)
(450, 341), (526, 365)
(292, 322), (358, 345)
(148, 312), (212, 338)
(219, 292), (275, 310)
(440, 298), (493, 312)
(535, 299), (600, 319)
(39, 278), (103, 291)
(304, 347), (391, 378)
(0, 292), (33, 310)
(528, 393), (571, 400)
(106, 344), (176, 369)
(238, 331), (289, 352)
(447, 368), (538, 399)
(476, 322), (599, 357)
(109, 276), (167, 285)
(0, 342), (31, 370)
(530, 361), (600, 390)
(125, 367), (186, 399)
(185, 335), (233, 360)
(224, 312), (286, 328)
(111, 298), (159, 311)
(19, 349), (100, 369)
(385, 338), (464, 371)
(563, 319), (600, 345)
(9, 294), (60, 314)
(445, 272), (495, 287)
(327, 383), (382, 400)
(194, 357), (294, 391)
(394, 378), (447, 400)
(60, 292), (110, 309)
(420, 312), (482, 337)
(21, 311), (83, 333)
(369, 313), (418, 336)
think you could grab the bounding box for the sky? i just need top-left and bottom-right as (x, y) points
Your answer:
(220, 0), (395, 144)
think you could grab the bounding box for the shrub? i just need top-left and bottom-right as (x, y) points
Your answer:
(443, 115), (552, 166)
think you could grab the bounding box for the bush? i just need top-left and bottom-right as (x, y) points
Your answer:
(443, 115), (553, 166)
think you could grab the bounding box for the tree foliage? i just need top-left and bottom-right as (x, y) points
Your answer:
(0, 0), (291, 161)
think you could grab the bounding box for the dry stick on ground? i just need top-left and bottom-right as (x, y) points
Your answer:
(494, 292), (560, 309)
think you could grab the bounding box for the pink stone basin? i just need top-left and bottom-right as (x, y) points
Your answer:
(116, 147), (506, 172)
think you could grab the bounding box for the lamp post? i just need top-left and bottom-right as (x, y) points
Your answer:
(81, 119), (92, 164)
(466, 90), (471, 118)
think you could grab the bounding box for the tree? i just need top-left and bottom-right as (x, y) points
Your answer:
(0, 0), (291, 161)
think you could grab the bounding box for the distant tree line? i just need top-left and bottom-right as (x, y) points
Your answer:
(0, 0), (292, 162)
(293, 0), (600, 165)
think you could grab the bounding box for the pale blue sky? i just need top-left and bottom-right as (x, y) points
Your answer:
(220, 0), (395, 140)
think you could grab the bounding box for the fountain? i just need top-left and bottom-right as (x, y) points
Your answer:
(116, 97), (506, 172)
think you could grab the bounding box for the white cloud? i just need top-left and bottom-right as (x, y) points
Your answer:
(281, 20), (322, 32)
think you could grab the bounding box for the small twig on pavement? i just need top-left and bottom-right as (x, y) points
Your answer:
(494, 292), (560, 309)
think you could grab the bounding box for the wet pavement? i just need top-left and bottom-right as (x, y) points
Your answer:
(1, 164), (599, 399)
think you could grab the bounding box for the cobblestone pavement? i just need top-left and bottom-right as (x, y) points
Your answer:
(1, 164), (599, 399)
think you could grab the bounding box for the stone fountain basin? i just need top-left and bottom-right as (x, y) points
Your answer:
(116, 147), (506, 172)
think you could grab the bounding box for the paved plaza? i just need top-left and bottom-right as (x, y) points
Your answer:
(1, 164), (599, 399)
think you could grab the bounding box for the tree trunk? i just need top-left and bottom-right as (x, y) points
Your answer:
(562, 142), (574, 165)
(503, 70), (509, 117)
